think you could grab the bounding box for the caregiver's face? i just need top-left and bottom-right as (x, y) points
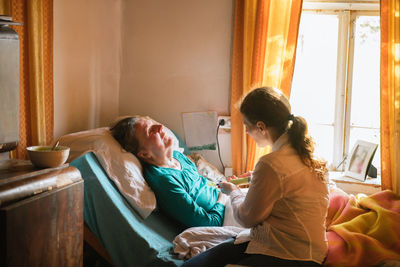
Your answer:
(242, 114), (269, 147)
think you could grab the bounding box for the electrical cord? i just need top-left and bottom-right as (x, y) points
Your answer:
(216, 119), (225, 169)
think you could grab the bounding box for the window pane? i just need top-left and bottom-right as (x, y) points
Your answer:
(290, 13), (339, 164)
(350, 16), (380, 128)
(309, 124), (334, 164)
(349, 15), (380, 172)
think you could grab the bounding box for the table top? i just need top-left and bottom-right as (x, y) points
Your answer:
(0, 159), (69, 186)
(0, 159), (79, 207)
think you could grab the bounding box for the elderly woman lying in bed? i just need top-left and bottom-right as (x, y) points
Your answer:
(111, 116), (229, 228)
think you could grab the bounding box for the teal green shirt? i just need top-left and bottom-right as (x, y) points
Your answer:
(144, 151), (225, 227)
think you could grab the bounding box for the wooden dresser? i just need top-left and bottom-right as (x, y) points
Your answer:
(0, 159), (84, 267)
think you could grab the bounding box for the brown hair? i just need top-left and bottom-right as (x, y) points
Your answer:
(110, 116), (142, 155)
(240, 87), (328, 180)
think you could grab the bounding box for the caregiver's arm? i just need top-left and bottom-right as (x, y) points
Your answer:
(153, 175), (225, 227)
(221, 160), (282, 228)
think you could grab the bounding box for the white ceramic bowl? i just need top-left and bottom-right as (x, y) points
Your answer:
(26, 146), (70, 168)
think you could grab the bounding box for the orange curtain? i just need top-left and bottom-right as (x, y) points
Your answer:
(380, 0), (400, 194)
(0, 0), (9, 14)
(231, 0), (303, 175)
(0, 0), (54, 159)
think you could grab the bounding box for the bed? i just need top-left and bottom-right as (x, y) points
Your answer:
(59, 126), (400, 267)
(58, 125), (190, 266)
(71, 152), (184, 266)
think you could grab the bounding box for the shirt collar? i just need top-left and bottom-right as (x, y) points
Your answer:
(271, 132), (290, 152)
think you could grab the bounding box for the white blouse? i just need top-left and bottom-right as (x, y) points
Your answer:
(230, 133), (329, 264)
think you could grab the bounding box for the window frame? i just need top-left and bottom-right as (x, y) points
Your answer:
(300, 2), (379, 171)
(345, 10), (380, 171)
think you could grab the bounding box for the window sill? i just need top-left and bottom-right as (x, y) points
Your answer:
(329, 171), (381, 195)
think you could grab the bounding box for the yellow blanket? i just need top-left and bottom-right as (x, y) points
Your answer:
(324, 190), (400, 267)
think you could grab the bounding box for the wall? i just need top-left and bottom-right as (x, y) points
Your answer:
(119, 0), (234, 170)
(54, 0), (234, 170)
(54, 0), (122, 139)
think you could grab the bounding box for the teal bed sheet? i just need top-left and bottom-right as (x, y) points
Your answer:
(71, 152), (184, 267)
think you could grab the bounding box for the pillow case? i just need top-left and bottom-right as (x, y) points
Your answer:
(58, 123), (187, 219)
(58, 127), (156, 218)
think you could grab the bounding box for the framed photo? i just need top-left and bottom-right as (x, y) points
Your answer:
(345, 140), (378, 181)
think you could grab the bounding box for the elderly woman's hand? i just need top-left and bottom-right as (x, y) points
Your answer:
(218, 181), (239, 195)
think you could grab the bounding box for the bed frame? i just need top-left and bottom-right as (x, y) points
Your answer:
(84, 223), (113, 265)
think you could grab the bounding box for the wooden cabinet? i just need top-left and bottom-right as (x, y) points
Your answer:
(0, 160), (84, 267)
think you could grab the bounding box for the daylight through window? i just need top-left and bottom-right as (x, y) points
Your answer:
(290, 2), (380, 174)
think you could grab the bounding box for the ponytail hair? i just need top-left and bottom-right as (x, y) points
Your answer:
(287, 115), (328, 180)
(240, 87), (328, 180)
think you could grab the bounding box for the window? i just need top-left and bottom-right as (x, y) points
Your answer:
(290, 1), (380, 173)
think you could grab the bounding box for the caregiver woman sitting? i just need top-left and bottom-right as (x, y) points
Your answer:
(182, 87), (329, 267)
(110, 116), (228, 228)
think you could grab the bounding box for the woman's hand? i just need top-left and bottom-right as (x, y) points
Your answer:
(218, 181), (239, 195)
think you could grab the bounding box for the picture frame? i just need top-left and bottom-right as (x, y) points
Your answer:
(345, 140), (378, 181)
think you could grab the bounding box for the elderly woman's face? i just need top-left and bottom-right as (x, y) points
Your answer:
(134, 118), (174, 162)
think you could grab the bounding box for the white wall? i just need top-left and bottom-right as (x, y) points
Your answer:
(54, 0), (122, 139)
(119, 0), (234, 169)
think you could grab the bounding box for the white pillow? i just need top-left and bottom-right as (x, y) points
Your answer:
(58, 127), (156, 218)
